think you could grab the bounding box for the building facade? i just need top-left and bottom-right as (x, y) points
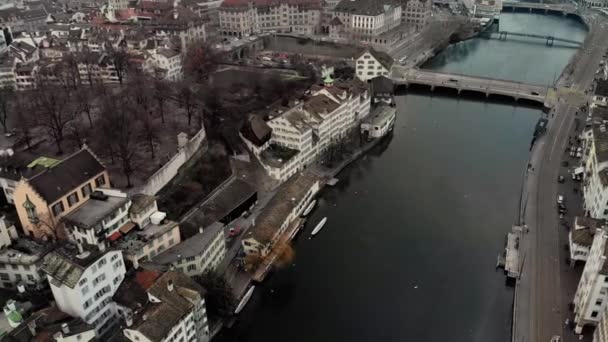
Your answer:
(355, 48), (393, 82)
(403, 0), (431, 31)
(570, 217), (604, 266)
(583, 108), (608, 220)
(332, 0), (402, 41)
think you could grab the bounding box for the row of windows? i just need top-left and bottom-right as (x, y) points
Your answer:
(50, 175), (106, 217)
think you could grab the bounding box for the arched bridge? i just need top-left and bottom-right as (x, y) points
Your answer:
(482, 31), (583, 46)
(502, 2), (579, 15)
(391, 69), (548, 104)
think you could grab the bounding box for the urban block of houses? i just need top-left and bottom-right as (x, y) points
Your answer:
(573, 226), (608, 333)
(219, 0), (322, 37)
(0, 233), (54, 291)
(151, 221), (226, 277)
(240, 78), (371, 182)
(355, 48), (394, 82)
(114, 270), (211, 342)
(402, 0), (432, 31)
(242, 172), (320, 256)
(570, 216), (605, 266)
(332, 0), (402, 44)
(13, 147), (110, 240)
(41, 243), (126, 337)
(594, 79), (608, 108)
(583, 107), (608, 220)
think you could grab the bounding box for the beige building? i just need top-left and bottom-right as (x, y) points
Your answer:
(13, 147), (110, 240)
(332, 0), (402, 42)
(355, 48), (394, 82)
(219, 0), (322, 37)
(403, 0), (431, 31)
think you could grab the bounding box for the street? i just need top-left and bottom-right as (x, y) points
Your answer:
(514, 12), (608, 342)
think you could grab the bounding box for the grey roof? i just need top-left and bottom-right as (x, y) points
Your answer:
(63, 195), (129, 229)
(596, 79), (608, 97)
(130, 272), (205, 342)
(117, 220), (179, 254)
(196, 178), (257, 225)
(40, 244), (106, 289)
(590, 107), (608, 163)
(27, 148), (105, 204)
(371, 75), (394, 94)
(3, 306), (95, 342)
(360, 47), (394, 70)
(129, 194), (156, 215)
(241, 115), (271, 147)
(152, 222), (224, 264)
(334, 0), (398, 15)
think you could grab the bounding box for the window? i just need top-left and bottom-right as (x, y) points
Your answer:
(52, 202), (65, 216)
(597, 299), (603, 305)
(592, 311), (599, 318)
(78, 278), (87, 287)
(81, 183), (92, 197)
(0, 273), (8, 280)
(95, 175), (106, 187)
(67, 192), (79, 207)
(82, 285), (89, 296)
(27, 274), (34, 281)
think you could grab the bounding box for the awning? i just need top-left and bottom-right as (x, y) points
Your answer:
(108, 231), (122, 241)
(574, 167), (585, 175)
(119, 222), (136, 234)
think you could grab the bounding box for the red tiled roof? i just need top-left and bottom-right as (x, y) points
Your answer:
(222, 0), (321, 8)
(136, 270), (161, 290)
(108, 231), (122, 241)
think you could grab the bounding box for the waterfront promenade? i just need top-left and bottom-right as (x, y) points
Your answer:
(513, 12), (608, 342)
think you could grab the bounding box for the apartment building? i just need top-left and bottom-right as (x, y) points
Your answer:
(594, 79), (608, 108)
(332, 0), (402, 42)
(121, 271), (210, 342)
(573, 227), (608, 333)
(0, 234), (53, 291)
(152, 222), (226, 276)
(153, 48), (183, 81)
(41, 244), (126, 337)
(355, 47), (394, 82)
(219, 0), (322, 37)
(570, 216), (605, 266)
(402, 0), (431, 31)
(13, 147), (110, 240)
(583, 108), (608, 220)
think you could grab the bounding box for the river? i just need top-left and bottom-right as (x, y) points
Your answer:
(216, 13), (587, 342)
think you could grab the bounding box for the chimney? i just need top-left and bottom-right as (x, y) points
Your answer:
(125, 314), (133, 327)
(61, 323), (69, 335)
(167, 280), (174, 292)
(27, 320), (36, 336)
(142, 313), (148, 321)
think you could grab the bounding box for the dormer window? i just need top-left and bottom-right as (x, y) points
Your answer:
(23, 195), (39, 224)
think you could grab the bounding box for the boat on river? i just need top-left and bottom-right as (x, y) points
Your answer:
(302, 200), (316, 217)
(235, 286), (255, 314)
(311, 217), (327, 236)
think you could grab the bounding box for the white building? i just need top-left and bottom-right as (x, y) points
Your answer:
(574, 227), (608, 333)
(594, 79), (608, 108)
(0, 237), (51, 291)
(63, 189), (132, 248)
(583, 108), (608, 220)
(355, 48), (394, 82)
(570, 216), (605, 265)
(242, 79), (371, 182)
(152, 222), (226, 276)
(122, 271), (210, 342)
(242, 172), (319, 256)
(153, 48), (183, 81)
(360, 104), (396, 139)
(332, 0), (402, 42)
(41, 244), (126, 337)
(403, 0), (431, 31)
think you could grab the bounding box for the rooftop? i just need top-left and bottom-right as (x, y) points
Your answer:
(195, 178), (257, 226)
(363, 104), (396, 126)
(130, 194), (156, 215)
(0, 238), (52, 265)
(358, 47), (394, 70)
(27, 148), (105, 204)
(116, 220), (179, 254)
(245, 172), (319, 243)
(152, 222), (224, 264)
(63, 193), (129, 229)
(241, 115), (272, 147)
(4, 306), (94, 342)
(571, 216), (603, 247)
(260, 144), (300, 168)
(334, 0), (399, 16)
(113, 269), (160, 311)
(41, 243), (107, 289)
(590, 107), (608, 164)
(596, 79), (608, 97)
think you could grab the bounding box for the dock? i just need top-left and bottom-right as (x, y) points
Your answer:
(252, 217), (304, 282)
(501, 225), (523, 279)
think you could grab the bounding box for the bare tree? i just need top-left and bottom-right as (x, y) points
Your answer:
(13, 96), (33, 150)
(178, 83), (196, 126)
(0, 87), (13, 133)
(153, 78), (170, 123)
(183, 41), (220, 82)
(75, 87), (94, 128)
(110, 49), (129, 84)
(137, 110), (160, 159)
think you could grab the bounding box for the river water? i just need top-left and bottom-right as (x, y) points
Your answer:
(217, 13), (587, 342)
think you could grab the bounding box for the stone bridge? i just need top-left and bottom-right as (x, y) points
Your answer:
(392, 69), (548, 104)
(502, 1), (579, 16)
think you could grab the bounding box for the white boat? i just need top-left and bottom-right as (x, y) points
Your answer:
(311, 217), (327, 236)
(302, 200), (316, 217)
(235, 286), (255, 314)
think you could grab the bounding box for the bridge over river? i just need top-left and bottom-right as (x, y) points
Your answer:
(481, 30), (583, 46)
(391, 69), (549, 104)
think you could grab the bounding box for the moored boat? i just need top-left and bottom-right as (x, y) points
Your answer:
(235, 286), (255, 314)
(302, 200), (316, 217)
(311, 217), (327, 236)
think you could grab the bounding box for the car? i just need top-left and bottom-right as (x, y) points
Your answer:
(531, 91), (540, 96)
(558, 176), (565, 183)
(229, 227), (242, 237)
(557, 195), (564, 204)
(261, 56), (272, 62)
(448, 78), (459, 82)
(559, 203), (566, 210)
(561, 161), (569, 167)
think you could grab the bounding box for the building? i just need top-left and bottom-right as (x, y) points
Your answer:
(332, 0), (402, 42)
(41, 244), (126, 337)
(242, 79), (371, 182)
(360, 104), (396, 139)
(570, 217), (605, 266)
(116, 217), (182, 268)
(402, 0), (431, 31)
(121, 271), (210, 342)
(573, 227), (608, 333)
(152, 221), (226, 276)
(1, 306), (97, 342)
(152, 48), (183, 81)
(583, 108), (608, 220)
(355, 48), (393, 82)
(13, 147), (110, 240)
(582, 0), (608, 9)
(242, 172), (319, 256)
(218, 0), (322, 37)
(0, 154), (57, 205)
(594, 79), (608, 108)
(0, 237), (53, 291)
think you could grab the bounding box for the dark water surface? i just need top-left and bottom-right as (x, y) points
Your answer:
(217, 13), (586, 342)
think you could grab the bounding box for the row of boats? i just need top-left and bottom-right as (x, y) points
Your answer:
(234, 197), (327, 315)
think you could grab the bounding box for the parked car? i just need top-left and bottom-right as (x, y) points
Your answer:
(558, 176), (565, 183)
(557, 195), (564, 204)
(229, 226), (242, 237)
